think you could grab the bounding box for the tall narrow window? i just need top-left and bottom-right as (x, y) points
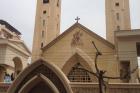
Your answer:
(57, 0), (59, 7)
(42, 31), (45, 38)
(116, 13), (120, 20)
(41, 42), (44, 48)
(67, 63), (92, 82)
(136, 43), (140, 57)
(43, 0), (49, 4)
(120, 61), (130, 83)
(43, 20), (45, 26)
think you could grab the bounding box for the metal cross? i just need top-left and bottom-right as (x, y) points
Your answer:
(75, 16), (80, 23)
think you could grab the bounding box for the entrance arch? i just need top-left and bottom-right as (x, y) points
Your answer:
(13, 57), (23, 76)
(19, 74), (59, 93)
(8, 59), (73, 93)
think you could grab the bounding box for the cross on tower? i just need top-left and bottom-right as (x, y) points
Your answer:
(75, 16), (80, 23)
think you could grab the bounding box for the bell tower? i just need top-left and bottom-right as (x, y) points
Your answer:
(106, 0), (131, 44)
(32, 0), (61, 61)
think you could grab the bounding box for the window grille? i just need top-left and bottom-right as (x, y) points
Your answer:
(68, 63), (92, 82)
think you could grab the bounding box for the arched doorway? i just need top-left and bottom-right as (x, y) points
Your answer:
(13, 57), (23, 76)
(8, 59), (73, 93)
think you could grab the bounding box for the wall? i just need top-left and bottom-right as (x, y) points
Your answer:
(116, 32), (140, 83)
(0, 45), (6, 64)
(4, 45), (28, 69)
(71, 83), (140, 93)
(1, 83), (140, 93)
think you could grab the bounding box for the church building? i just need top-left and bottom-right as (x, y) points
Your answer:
(1, 0), (140, 93)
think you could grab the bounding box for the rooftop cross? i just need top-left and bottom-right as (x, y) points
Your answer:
(75, 16), (80, 23)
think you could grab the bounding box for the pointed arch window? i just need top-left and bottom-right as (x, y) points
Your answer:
(67, 63), (92, 82)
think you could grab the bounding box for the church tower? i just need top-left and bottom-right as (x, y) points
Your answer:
(32, 0), (61, 61)
(106, 0), (131, 44)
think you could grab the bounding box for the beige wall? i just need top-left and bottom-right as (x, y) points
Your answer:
(43, 26), (120, 83)
(0, 45), (6, 64)
(116, 33), (140, 83)
(5, 45), (29, 69)
(71, 83), (140, 93)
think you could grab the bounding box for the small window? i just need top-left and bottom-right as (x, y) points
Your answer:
(43, 10), (46, 14)
(115, 2), (119, 6)
(43, 0), (49, 4)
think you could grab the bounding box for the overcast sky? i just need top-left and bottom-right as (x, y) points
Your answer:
(0, 0), (140, 50)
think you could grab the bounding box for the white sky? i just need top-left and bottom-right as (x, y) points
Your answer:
(0, 0), (140, 50)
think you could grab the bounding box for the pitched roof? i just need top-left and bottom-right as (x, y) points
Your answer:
(0, 20), (21, 35)
(42, 22), (114, 51)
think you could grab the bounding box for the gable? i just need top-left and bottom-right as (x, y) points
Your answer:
(43, 23), (114, 51)
(42, 23), (115, 69)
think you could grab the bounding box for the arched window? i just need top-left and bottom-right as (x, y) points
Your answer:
(67, 63), (92, 82)
(13, 57), (23, 77)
